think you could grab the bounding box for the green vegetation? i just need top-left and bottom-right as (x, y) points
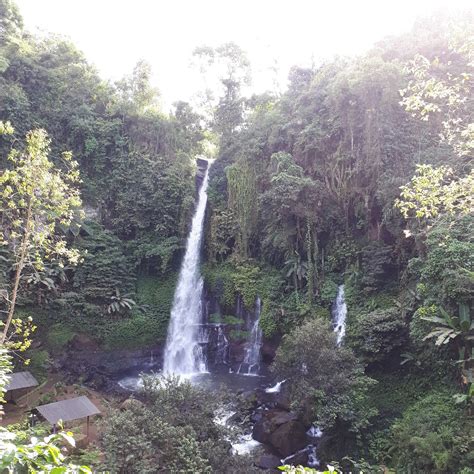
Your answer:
(0, 1), (472, 472)
(27, 349), (51, 383)
(46, 324), (76, 351)
(77, 274), (177, 349)
(228, 329), (250, 342)
(273, 319), (377, 435)
(390, 392), (473, 472)
(101, 377), (258, 473)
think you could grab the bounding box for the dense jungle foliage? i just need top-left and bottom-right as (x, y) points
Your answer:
(0, 0), (473, 471)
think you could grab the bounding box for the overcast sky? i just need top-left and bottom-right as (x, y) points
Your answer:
(16, 0), (474, 110)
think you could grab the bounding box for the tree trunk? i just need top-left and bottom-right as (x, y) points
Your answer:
(306, 220), (314, 306)
(313, 232), (319, 295)
(1, 205), (31, 344)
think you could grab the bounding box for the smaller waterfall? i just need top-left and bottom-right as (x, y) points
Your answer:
(238, 296), (263, 376)
(307, 445), (319, 468)
(332, 284), (347, 345)
(307, 425), (323, 438)
(216, 325), (230, 365)
(306, 426), (323, 468)
(280, 426), (322, 468)
(265, 380), (286, 394)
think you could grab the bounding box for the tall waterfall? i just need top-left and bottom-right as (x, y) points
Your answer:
(332, 284), (347, 345)
(163, 163), (211, 375)
(238, 296), (263, 375)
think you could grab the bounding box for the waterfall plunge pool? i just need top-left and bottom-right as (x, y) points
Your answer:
(117, 368), (272, 458)
(117, 369), (269, 393)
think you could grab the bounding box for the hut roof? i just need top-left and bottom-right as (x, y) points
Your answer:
(36, 396), (100, 425)
(5, 371), (39, 392)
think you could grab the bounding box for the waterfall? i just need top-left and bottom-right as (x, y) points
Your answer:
(307, 445), (319, 468)
(163, 163), (211, 375)
(332, 284), (347, 345)
(265, 379), (286, 393)
(238, 296), (263, 376)
(215, 325), (229, 365)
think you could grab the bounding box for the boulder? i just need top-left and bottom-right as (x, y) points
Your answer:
(256, 454), (282, 470)
(68, 334), (100, 352)
(59, 344), (163, 390)
(274, 392), (291, 411)
(253, 409), (298, 446)
(270, 420), (308, 457)
(261, 340), (278, 362)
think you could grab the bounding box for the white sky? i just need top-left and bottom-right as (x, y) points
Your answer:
(16, 0), (474, 111)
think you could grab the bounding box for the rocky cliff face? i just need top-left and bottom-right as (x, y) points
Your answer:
(202, 286), (278, 374)
(58, 334), (163, 391)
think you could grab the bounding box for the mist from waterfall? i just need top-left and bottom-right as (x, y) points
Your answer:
(332, 284), (347, 345)
(163, 163), (211, 375)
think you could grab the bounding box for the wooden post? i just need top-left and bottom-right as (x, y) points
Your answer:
(86, 416), (90, 439)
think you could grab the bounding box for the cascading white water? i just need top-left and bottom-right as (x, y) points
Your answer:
(265, 379), (286, 393)
(216, 325), (229, 365)
(163, 163), (211, 375)
(332, 284), (347, 345)
(238, 296), (263, 375)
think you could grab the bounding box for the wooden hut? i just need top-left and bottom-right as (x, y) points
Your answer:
(35, 395), (100, 437)
(5, 371), (39, 404)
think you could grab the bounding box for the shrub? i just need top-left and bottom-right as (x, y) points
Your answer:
(27, 349), (51, 383)
(390, 391), (472, 473)
(73, 221), (135, 304)
(349, 307), (408, 364)
(104, 316), (164, 350)
(46, 324), (76, 351)
(229, 329), (249, 342)
(259, 304), (278, 338)
(319, 278), (338, 307)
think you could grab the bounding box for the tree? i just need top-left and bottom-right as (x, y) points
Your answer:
(0, 346), (10, 416)
(115, 59), (160, 116)
(0, 428), (92, 473)
(259, 152), (319, 267)
(422, 303), (473, 398)
(389, 391), (471, 473)
(284, 251), (308, 297)
(400, 32), (474, 157)
(396, 28), (474, 408)
(396, 164), (474, 224)
(107, 288), (137, 315)
(272, 318), (376, 433)
(349, 307), (407, 365)
(192, 42), (251, 141)
(0, 125), (82, 345)
(396, 28), (474, 238)
(0, 0), (22, 40)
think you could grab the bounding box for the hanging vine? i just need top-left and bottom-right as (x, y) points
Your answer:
(226, 161), (258, 260)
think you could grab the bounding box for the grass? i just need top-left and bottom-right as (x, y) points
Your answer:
(46, 324), (76, 351)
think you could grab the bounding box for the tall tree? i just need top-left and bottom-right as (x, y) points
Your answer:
(0, 125), (82, 344)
